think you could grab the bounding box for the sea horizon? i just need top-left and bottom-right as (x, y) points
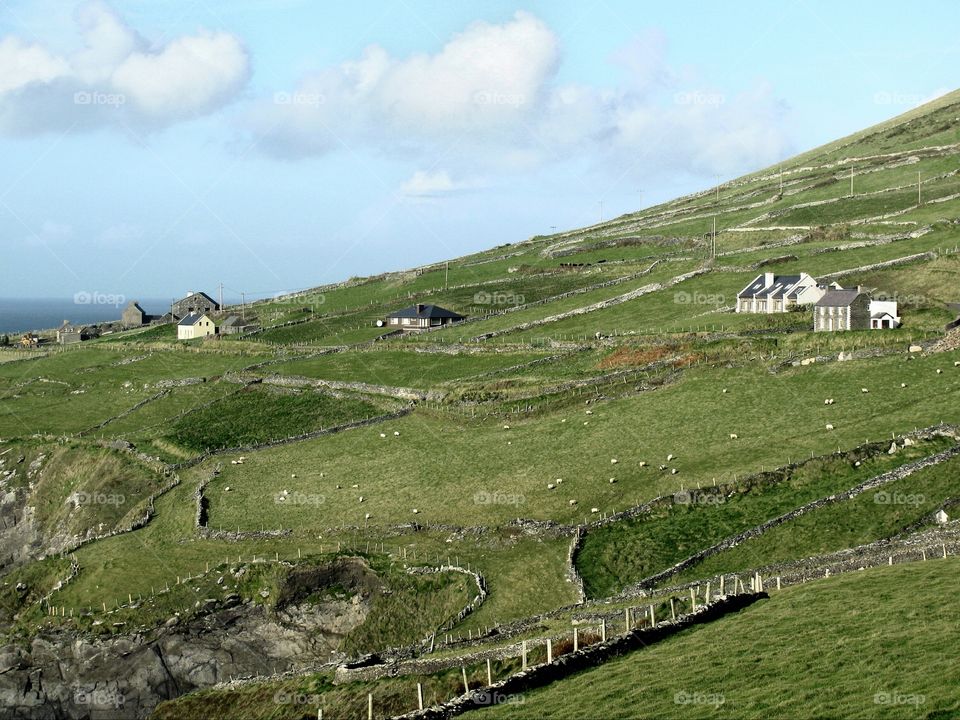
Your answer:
(0, 297), (172, 335)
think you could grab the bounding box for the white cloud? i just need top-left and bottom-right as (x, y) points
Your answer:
(255, 14), (791, 183)
(0, 0), (250, 135)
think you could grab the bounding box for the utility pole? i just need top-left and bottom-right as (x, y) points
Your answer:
(599, 200), (604, 223)
(444, 261), (449, 290)
(550, 225), (557, 234)
(218, 282), (223, 312)
(850, 167), (854, 197)
(918, 171), (922, 206)
(712, 217), (717, 259)
(241, 292), (246, 320)
(715, 175), (720, 201)
(779, 167), (783, 194)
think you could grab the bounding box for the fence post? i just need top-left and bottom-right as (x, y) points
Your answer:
(487, 658), (493, 686)
(367, 693), (372, 720)
(417, 683), (424, 711)
(600, 619), (606, 642)
(522, 641), (528, 670)
(624, 607), (630, 633)
(670, 597), (676, 620)
(462, 667), (469, 694)
(547, 638), (553, 663)
(573, 627), (579, 651)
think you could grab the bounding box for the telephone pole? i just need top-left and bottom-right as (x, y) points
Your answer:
(715, 175), (720, 201)
(850, 167), (854, 197)
(779, 167), (783, 194)
(712, 217), (717, 259)
(444, 261), (449, 290)
(241, 292), (246, 320)
(599, 200), (604, 223)
(918, 171), (922, 206)
(218, 282), (224, 312)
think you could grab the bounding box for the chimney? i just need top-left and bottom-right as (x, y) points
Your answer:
(763, 272), (774, 287)
(416, 303), (425, 314)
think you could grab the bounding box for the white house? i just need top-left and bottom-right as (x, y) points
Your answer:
(736, 273), (829, 313)
(177, 313), (216, 340)
(869, 300), (901, 329)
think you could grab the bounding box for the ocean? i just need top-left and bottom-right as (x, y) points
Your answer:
(0, 298), (170, 335)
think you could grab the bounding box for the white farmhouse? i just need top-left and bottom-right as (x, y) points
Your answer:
(736, 272), (829, 313)
(177, 313), (217, 340)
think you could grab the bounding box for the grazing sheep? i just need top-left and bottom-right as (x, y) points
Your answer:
(561, 419), (567, 423)
(667, 454), (675, 461)
(659, 464), (667, 471)
(591, 507), (600, 513)
(609, 478), (617, 484)
(556, 478), (563, 484)
(861, 388), (869, 393)
(729, 433), (738, 440)
(364, 512), (371, 520)
(671, 468), (679, 475)
(585, 410), (593, 415)
(351, 484), (359, 489)
(583, 421), (589, 425)
(569, 499), (577, 506)
(610, 458), (618, 464)
(394, 431), (400, 436)
(291, 474), (297, 478)
(955, 361), (960, 367)
(937, 369), (943, 374)
(380, 433), (386, 438)
(230, 460), (238, 465)
(358, 496), (364, 503)
(336, 484), (341, 489)
(547, 483), (555, 490)
(503, 425), (510, 430)
(412, 509), (419, 514)
(639, 461), (647, 467)
(722, 388), (728, 394)
(901, 383), (908, 388)
(826, 424), (834, 430)
(224, 486), (231, 492)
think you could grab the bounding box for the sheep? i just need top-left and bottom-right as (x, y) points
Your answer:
(503, 425), (511, 430)
(556, 478), (564, 484)
(824, 398), (835, 405)
(861, 388), (869, 393)
(224, 486), (231, 492)
(639, 461), (647, 467)
(937, 369), (943, 375)
(826, 424), (834, 430)
(667, 454), (675, 461)
(583, 421), (590, 425)
(291, 474), (297, 478)
(729, 433), (738, 440)
(591, 507), (600, 513)
(380, 433), (386, 438)
(901, 383), (908, 388)
(412, 509), (419, 514)
(658, 464), (667, 471)
(358, 496), (364, 503)
(671, 468), (679, 475)
(351, 484), (359, 489)
(585, 410), (593, 415)
(722, 388), (728, 394)
(230, 460), (238, 465)
(955, 361), (960, 367)
(394, 431), (400, 436)
(610, 458), (618, 464)
(364, 512), (371, 520)
(569, 499), (577, 506)
(336, 484), (342, 489)
(547, 483), (555, 490)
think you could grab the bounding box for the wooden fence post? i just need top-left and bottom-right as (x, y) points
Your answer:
(417, 683), (424, 711)
(547, 638), (553, 663)
(670, 597), (676, 620)
(487, 658), (493, 685)
(600, 619), (607, 642)
(573, 627), (579, 651)
(367, 693), (372, 720)
(522, 641), (528, 670)
(624, 608), (630, 633)
(462, 667), (469, 694)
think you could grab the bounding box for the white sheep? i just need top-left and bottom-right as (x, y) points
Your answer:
(955, 361), (960, 367)
(224, 486), (231, 492)
(901, 383), (908, 388)
(503, 425), (510, 430)
(591, 507), (600, 513)
(585, 410), (593, 416)
(610, 458), (618, 464)
(380, 433), (386, 438)
(609, 478), (617, 484)
(826, 424), (834, 430)
(667, 454), (675, 461)
(351, 484), (359, 489)
(722, 388), (728, 394)
(547, 483), (555, 490)
(730, 433), (738, 440)
(861, 388), (869, 393)
(359, 496), (364, 502)
(364, 512), (371, 520)
(639, 461), (647, 468)
(556, 478), (563, 484)
(937, 369), (943, 374)
(671, 468), (679, 475)
(291, 474), (297, 478)
(412, 509), (419, 514)
(394, 431), (400, 436)
(569, 499), (577, 505)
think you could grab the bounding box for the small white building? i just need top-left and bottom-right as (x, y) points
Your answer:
(869, 300), (901, 329)
(177, 313), (216, 340)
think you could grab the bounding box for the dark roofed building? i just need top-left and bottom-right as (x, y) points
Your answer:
(384, 304), (464, 330)
(121, 301), (147, 329)
(56, 321), (89, 345)
(220, 315), (257, 335)
(814, 288), (871, 332)
(172, 291), (220, 320)
(736, 272), (826, 313)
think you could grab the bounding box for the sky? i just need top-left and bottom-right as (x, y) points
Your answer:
(0, 0), (957, 304)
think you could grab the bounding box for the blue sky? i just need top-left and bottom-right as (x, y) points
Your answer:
(1, 0), (956, 303)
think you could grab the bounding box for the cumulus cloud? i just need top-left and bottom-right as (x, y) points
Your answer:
(254, 12), (791, 185)
(399, 169), (480, 198)
(0, 0), (250, 135)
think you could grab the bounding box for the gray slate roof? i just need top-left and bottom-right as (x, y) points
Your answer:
(387, 304), (464, 320)
(178, 313), (207, 326)
(815, 289), (866, 308)
(738, 274), (803, 300)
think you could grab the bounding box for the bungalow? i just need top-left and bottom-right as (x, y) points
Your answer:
(814, 288), (871, 332)
(121, 301), (148, 328)
(736, 273), (828, 313)
(56, 321), (89, 345)
(177, 313), (217, 340)
(220, 315), (257, 335)
(172, 291), (220, 320)
(869, 300), (901, 329)
(383, 304), (464, 330)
